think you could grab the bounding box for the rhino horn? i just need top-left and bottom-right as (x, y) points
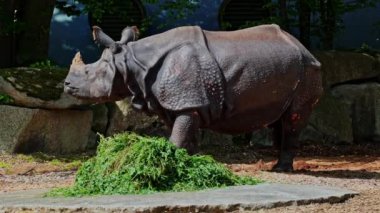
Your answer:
(71, 52), (85, 65)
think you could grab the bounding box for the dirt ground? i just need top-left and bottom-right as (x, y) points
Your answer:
(1, 142), (379, 212)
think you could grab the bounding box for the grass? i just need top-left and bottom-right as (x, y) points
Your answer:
(0, 152), (91, 175)
(0, 161), (11, 169)
(48, 132), (262, 197)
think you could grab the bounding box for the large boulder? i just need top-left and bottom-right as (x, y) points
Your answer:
(0, 105), (93, 154)
(314, 51), (380, 88)
(301, 83), (380, 144)
(0, 67), (90, 109)
(334, 83), (380, 143)
(300, 90), (353, 144)
(299, 52), (380, 144)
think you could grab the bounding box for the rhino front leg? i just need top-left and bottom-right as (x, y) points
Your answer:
(169, 111), (200, 154)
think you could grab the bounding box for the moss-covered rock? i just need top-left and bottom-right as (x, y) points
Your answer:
(0, 67), (67, 100)
(0, 67), (91, 109)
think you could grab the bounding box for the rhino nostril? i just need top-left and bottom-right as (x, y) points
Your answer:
(64, 81), (70, 86)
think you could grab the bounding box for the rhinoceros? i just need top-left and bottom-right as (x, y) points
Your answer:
(64, 24), (323, 172)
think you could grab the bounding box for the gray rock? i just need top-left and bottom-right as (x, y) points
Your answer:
(198, 130), (233, 146)
(302, 83), (380, 144)
(301, 90), (354, 144)
(314, 51), (380, 88)
(0, 105), (93, 154)
(353, 86), (380, 142)
(106, 98), (160, 136)
(0, 184), (357, 212)
(86, 131), (99, 150)
(90, 104), (108, 134)
(336, 83), (380, 143)
(251, 128), (273, 147)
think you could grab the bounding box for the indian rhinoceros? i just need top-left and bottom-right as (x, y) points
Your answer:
(64, 24), (323, 172)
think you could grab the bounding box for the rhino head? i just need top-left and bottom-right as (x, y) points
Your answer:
(64, 26), (139, 102)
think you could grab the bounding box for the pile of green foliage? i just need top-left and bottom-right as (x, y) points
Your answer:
(49, 132), (261, 196)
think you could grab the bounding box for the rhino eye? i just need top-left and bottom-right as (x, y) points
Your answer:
(85, 70), (89, 74)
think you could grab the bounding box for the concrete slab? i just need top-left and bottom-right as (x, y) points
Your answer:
(0, 183), (357, 212)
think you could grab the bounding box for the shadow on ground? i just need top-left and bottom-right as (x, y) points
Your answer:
(292, 169), (380, 180)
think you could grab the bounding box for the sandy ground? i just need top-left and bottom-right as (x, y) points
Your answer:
(0, 143), (379, 212)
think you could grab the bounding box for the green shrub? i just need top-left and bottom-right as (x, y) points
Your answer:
(48, 132), (261, 196)
(29, 60), (57, 69)
(0, 93), (13, 104)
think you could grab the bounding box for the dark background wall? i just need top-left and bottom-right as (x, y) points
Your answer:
(48, 0), (380, 66)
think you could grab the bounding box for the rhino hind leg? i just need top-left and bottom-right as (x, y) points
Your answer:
(271, 114), (296, 172)
(272, 65), (323, 172)
(169, 111), (200, 154)
(271, 105), (311, 172)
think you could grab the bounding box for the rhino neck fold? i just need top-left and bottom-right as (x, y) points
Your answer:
(125, 27), (226, 126)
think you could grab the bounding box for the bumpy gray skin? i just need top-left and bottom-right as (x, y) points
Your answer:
(64, 25), (323, 172)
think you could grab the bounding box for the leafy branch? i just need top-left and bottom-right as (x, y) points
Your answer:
(56, 0), (200, 33)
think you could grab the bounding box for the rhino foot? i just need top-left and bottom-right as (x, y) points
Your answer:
(271, 162), (294, 173)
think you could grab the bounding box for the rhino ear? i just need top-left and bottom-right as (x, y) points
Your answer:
(119, 26), (140, 44)
(92, 26), (115, 48)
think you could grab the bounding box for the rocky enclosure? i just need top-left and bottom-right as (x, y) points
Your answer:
(0, 51), (379, 154)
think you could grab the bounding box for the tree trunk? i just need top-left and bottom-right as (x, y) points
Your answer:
(299, 0), (311, 48)
(325, 0), (336, 49)
(319, 0), (336, 50)
(279, 0), (289, 31)
(0, 0), (18, 67)
(15, 0), (55, 65)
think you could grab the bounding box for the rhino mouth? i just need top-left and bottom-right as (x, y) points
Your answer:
(64, 85), (79, 96)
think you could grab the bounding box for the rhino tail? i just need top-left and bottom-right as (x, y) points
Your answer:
(302, 50), (321, 69)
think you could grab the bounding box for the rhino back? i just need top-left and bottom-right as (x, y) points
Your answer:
(204, 25), (306, 132)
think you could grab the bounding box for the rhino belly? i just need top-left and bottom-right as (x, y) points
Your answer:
(207, 94), (291, 134)
(207, 70), (300, 134)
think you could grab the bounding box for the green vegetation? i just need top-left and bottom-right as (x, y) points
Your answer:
(0, 161), (11, 169)
(355, 43), (380, 56)
(0, 93), (13, 104)
(16, 152), (90, 165)
(221, 0), (380, 49)
(56, 0), (200, 34)
(49, 159), (83, 171)
(29, 60), (58, 70)
(48, 132), (261, 196)
(0, 153), (90, 175)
